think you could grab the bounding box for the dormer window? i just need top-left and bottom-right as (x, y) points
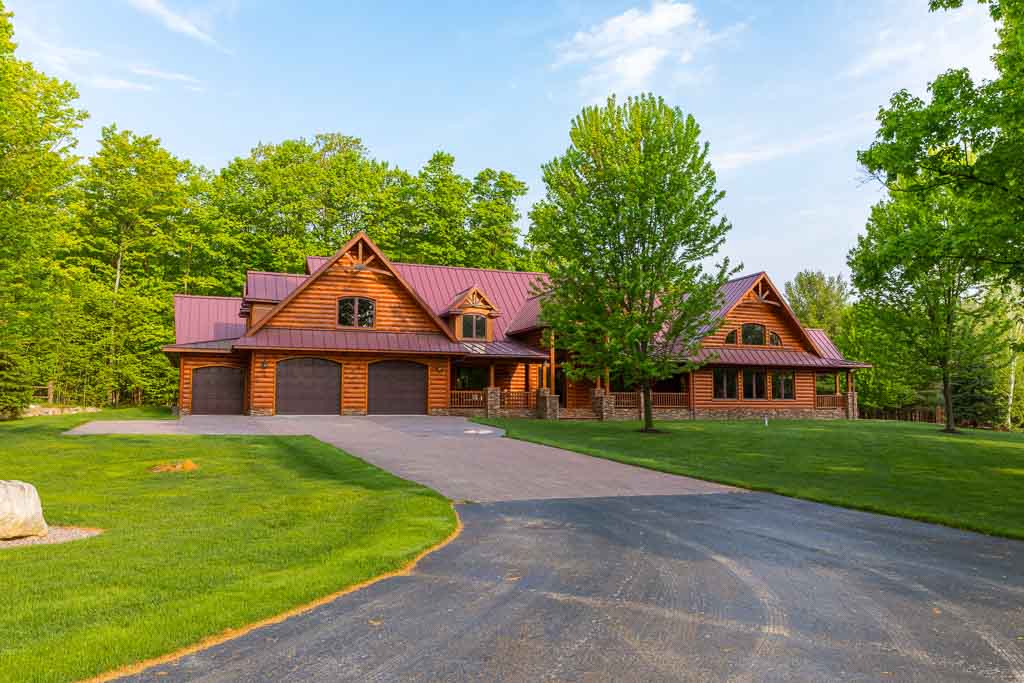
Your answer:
(462, 314), (487, 339)
(338, 297), (375, 328)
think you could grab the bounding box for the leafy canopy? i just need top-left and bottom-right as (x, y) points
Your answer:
(529, 94), (734, 430)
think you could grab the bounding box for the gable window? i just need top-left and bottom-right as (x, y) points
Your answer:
(338, 297), (375, 328)
(769, 331), (782, 347)
(724, 330), (737, 344)
(743, 369), (767, 399)
(461, 314), (487, 339)
(713, 368), (737, 399)
(742, 323), (765, 345)
(772, 371), (795, 399)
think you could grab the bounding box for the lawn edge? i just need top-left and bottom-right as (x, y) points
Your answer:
(81, 503), (463, 683)
(474, 418), (1024, 542)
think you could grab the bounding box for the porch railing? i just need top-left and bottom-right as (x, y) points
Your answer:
(501, 390), (536, 409)
(651, 392), (688, 408)
(450, 390), (486, 408)
(611, 392), (640, 409)
(815, 393), (846, 409)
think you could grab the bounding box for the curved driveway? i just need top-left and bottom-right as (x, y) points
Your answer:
(70, 416), (1024, 682)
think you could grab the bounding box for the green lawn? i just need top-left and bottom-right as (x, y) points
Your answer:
(0, 409), (456, 683)
(477, 417), (1024, 539)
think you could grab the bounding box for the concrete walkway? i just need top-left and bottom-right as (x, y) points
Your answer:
(67, 415), (1024, 681)
(69, 415), (734, 502)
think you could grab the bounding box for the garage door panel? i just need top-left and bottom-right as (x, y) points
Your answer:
(192, 366), (245, 415)
(276, 358), (341, 415)
(368, 361), (427, 415)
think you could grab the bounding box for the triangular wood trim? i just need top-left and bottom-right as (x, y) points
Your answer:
(718, 272), (824, 356)
(448, 285), (501, 317)
(245, 232), (458, 342)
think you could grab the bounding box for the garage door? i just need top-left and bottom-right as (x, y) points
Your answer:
(192, 366), (245, 415)
(275, 358), (341, 415)
(368, 361), (427, 415)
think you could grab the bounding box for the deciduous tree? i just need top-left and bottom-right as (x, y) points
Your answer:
(784, 270), (850, 337)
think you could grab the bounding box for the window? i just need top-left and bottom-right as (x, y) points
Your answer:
(461, 314), (487, 339)
(713, 368), (737, 399)
(453, 366), (488, 390)
(743, 369), (766, 399)
(338, 297), (375, 328)
(724, 330), (737, 344)
(741, 323), (765, 345)
(769, 331), (782, 346)
(772, 371), (795, 399)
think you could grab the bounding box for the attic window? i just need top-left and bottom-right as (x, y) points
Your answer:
(770, 331), (782, 346)
(724, 330), (737, 344)
(462, 314), (487, 340)
(741, 323), (765, 345)
(338, 297), (375, 328)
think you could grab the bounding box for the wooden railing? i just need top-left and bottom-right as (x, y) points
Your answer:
(651, 392), (688, 408)
(450, 390), (485, 408)
(502, 390), (536, 409)
(815, 393), (846, 409)
(611, 392), (640, 409)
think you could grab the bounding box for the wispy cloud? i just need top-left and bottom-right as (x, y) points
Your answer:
(712, 116), (873, 171)
(554, 1), (742, 96)
(843, 3), (998, 88)
(90, 76), (155, 91)
(128, 0), (229, 52)
(130, 66), (201, 84)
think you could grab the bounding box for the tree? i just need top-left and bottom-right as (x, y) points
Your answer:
(466, 168), (529, 270)
(784, 270), (850, 337)
(0, 1), (87, 410)
(858, 0), (1023, 282)
(529, 94), (734, 432)
(848, 181), (999, 432)
(836, 303), (926, 410)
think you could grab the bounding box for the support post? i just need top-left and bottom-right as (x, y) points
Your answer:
(549, 332), (556, 392)
(604, 367), (611, 390)
(834, 372), (840, 395)
(489, 363), (495, 388)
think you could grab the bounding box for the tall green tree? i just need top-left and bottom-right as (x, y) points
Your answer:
(466, 168), (529, 270)
(784, 270), (850, 337)
(858, 0), (1023, 282)
(529, 94), (734, 431)
(848, 181), (1000, 432)
(0, 1), (87, 413)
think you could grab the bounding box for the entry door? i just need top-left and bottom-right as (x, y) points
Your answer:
(275, 358), (341, 415)
(368, 361), (427, 415)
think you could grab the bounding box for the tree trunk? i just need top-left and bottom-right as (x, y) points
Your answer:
(1009, 350), (1018, 431)
(942, 364), (956, 433)
(641, 380), (654, 432)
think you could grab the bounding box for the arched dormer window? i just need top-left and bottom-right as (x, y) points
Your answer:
(770, 331), (782, 346)
(741, 323), (765, 345)
(338, 297), (375, 328)
(724, 329), (737, 344)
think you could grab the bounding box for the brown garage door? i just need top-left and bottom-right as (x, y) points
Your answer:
(368, 361), (427, 415)
(192, 366), (245, 415)
(275, 358), (341, 415)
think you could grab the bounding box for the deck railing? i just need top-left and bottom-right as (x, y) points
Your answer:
(501, 390), (536, 409)
(611, 392), (641, 409)
(815, 393), (846, 409)
(651, 392), (689, 408)
(450, 390), (486, 408)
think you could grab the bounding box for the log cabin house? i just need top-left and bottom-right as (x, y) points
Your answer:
(163, 232), (868, 420)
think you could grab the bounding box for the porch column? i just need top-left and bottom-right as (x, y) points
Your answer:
(489, 363), (495, 388)
(834, 372), (840, 395)
(604, 367), (611, 390)
(549, 332), (556, 392)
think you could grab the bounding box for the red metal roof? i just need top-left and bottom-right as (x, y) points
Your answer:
(506, 293), (545, 334)
(693, 346), (869, 368)
(245, 271), (307, 301)
(806, 328), (844, 360)
(173, 295), (245, 344)
(711, 272), (764, 323)
(233, 328), (547, 358)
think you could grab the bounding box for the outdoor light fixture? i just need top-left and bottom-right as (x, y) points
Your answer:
(261, 360), (268, 369)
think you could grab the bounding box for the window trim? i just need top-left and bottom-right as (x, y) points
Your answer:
(460, 313), (488, 340)
(336, 296), (377, 329)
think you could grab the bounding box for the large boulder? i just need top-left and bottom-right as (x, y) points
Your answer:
(0, 481), (48, 540)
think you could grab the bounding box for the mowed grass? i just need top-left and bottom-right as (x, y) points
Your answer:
(477, 417), (1024, 539)
(0, 409), (456, 683)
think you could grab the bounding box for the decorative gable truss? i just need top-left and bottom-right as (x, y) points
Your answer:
(715, 273), (824, 355)
(245, 232), (458, 341)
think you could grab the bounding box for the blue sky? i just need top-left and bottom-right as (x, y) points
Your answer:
(8, 0), (999, 286)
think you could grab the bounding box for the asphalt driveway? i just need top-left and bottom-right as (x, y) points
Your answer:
(69, 416), (1024, 682)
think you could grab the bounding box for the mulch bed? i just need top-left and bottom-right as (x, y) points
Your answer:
(0, 527), (103, 549)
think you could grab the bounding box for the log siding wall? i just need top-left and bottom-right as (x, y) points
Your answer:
(704, 296), (813, 352)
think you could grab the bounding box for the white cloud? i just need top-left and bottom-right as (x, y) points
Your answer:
(554, 2), (740, 96)
(844, 3), (998, 88)
(89, 77), (155, 91)
(130, 66), (201, 84)
(712, 116), (874, 171)
(128, 0), (229, 52)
